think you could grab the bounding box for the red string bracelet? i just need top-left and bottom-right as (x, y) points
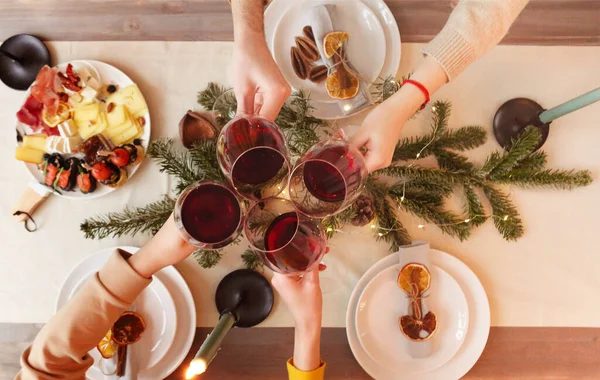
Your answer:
(402, 79), (430, 110)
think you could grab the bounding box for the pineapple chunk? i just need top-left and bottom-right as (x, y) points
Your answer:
(23, 135), (47, 151)
(15, 146), (45, 164)
(106, 84), (148, 118)
(106, 104), (129, 130)
(73, 102), (100, 122)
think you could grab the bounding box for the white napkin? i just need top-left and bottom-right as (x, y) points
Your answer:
(398, 241), (434, 358)
(309, 5), (373, 116)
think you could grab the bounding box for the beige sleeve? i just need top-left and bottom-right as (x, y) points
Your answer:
(422, 0), (530, 80)
(16, 250), (151, 380)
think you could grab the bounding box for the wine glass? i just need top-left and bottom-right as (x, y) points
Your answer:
(288, 138), (368, 218)
(212, 89), (237, 125)
(174, 181), (244, 249)
(216, 115), (291, 201)
(244, 197), (327, 275)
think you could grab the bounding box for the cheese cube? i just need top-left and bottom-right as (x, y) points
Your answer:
(58, 120), (78, 138)
(23, 135), (47, 151)
(80, 86), (98, 105)
(15, 146), (45, 164)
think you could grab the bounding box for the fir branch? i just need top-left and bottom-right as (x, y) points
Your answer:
(372, 195), (411, 251)
(492, 169), (592, 189)
(393, 134), (437, 161)
(80, 197), (175, 239)
(242, 248), (264, 271)
(380, 165), (481, 187)
(430, 100), (451, 134)
(435, 126), (487, 151)
(321, 207), (356, 239)
(194, 249), (224, 269)
(403, 177), (454, 197)
(147, 138), (200, 194)
(276, 90), (326, 156)
(483, 185), (524, 240)
(197, 82), (230, 111)
(189, 139), (226, 182)
(434, 148), (474, 171)
(481, 126), (541, 178)
(462, 184), (487, 227)
(512, 151), (547, 171)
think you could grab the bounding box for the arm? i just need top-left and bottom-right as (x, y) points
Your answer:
(272, 268), (326, 380)
(17, 216), (195, 379)
(351, 0), (530, 172)
(230, 0), (291, 120)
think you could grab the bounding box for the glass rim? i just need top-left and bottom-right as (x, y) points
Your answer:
(175, 180), (244, 247)
(243, 197), (302, 254)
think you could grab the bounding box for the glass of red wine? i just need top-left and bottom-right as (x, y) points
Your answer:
(288, 138), (368, 218)
(216, 115), (291, 201)
(244, 197), (327, 275)
(174, 181), (244, 249)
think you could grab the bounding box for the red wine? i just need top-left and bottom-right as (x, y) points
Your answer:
(181, 184), (241, 244)
(303, 145), (361, 203)
(263, 212), (325, 272)
(232, 147), (285, 185)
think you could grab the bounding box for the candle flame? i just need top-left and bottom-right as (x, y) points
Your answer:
(185, 359), (207, 379)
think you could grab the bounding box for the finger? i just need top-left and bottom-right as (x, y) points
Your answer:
(257, 86), (290, 121)
(303, 267), (320, 283)
(348, 125), (370, 150)
(234, 88), (256, 117)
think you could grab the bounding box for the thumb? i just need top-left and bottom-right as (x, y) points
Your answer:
(303, 267), (321, 284)
(348, 126), (370, 150)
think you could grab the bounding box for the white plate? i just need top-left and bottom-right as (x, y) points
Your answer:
(55, 246), (196, 380)
(272, 0), (386, 103)
(266, 0), (401, 120)
(356, 264), (468, 375)
(18, 60), (151, 200)
(347, 249), (490, 380)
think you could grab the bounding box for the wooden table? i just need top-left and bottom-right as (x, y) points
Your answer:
(1, 1), (600, 379)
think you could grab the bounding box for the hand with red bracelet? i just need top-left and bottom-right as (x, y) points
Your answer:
(350, 56), (449, 172)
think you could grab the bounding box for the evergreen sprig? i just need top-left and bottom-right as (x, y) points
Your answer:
(242, 248), (264, 271)
(147, 139), (200, 194)
(189, 139), (226, 182)
(80, 196), (175, 239)
(194, 249), (223, 269)
(197, 82), (229, 111)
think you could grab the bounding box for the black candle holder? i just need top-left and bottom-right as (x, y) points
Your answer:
(0, 34), (51, 91)
(215, 269), (274, 328)
(493, 98), (549, 151)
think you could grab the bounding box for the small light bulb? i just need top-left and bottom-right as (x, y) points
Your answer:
(370, 224), (376, 229)
(343, 104), (352, 111)
(400, 196), (405, 202)
(503, 215), (509, 221)
(326, 227), (333, 232)
(464, 219), (471, 223)
(378, 232), (384, 237)
(416, 153), (421, 158)
(418, 224), (425, 229)
(432, 106), (436, 112)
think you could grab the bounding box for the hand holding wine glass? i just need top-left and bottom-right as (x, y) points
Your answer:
(272, 267), (325, 372)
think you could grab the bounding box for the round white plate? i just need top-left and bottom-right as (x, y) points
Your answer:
(356, 264), (468, 375)
(347, 249), (490, 380)
(272, 0), (386, 103)
(265, 0), (401, 120)
(18, 60), (151, 200)
(56, 246), (196, 380)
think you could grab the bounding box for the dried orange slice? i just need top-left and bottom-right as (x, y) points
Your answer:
(399, 311), (438, 341)
(398, 263), (431, 295)
(111, 311), (146, 346)
(97, 329), (118, 359)
(325, 66), (360, 100)
(42, 102), (71, 127)
(323, 31), (349, 58)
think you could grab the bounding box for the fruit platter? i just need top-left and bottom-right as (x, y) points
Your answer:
(14, 60), (151, 199)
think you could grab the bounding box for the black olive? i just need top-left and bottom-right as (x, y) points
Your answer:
(107, 84), (118, 94)
(133, 139), (142, 146)
(43, 153), (50, 161)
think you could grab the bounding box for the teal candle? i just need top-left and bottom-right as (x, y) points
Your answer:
(185, 312), (236, 378)
(539, 87), (600, 124)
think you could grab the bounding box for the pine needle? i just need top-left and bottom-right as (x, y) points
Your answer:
(321, 207), (356, 239)
(481, 126), (541, 178)
(197, 82), (230, 111)
(80, 197), (175, 239)
(194, 249), (224, 269)
(189, 139), (226, 182)
(492, 168), (592, 189)
(434, 148), (474, 171)
(462, 184), (487, 227)
(242, 248), (264, 271)
(147, 139), (200, 194)
(483, 185), (524, 240)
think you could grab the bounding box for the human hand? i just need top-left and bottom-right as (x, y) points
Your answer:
(233, 32), (291, 121)
(129, 214), (196, 278)
(271, 265), (326, 331)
